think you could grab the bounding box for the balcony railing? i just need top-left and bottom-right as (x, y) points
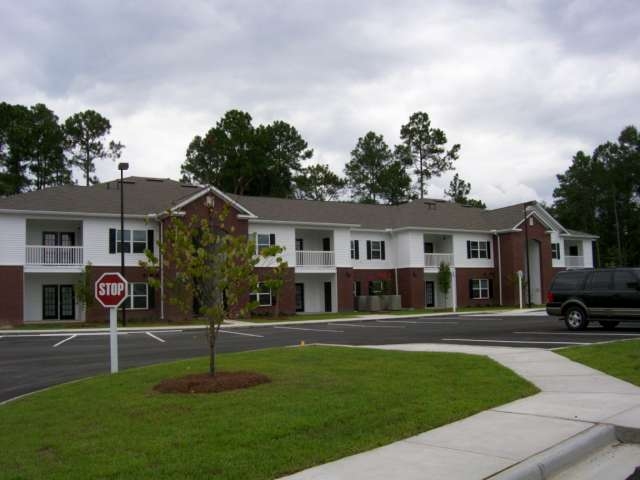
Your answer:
(26, 246), (84, 266)
(565, 255), (584, 268)
(296, 250), (335, 267)
(424, 253), (454, 268)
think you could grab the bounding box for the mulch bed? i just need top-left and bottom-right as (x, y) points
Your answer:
(153, 371), (271, 394)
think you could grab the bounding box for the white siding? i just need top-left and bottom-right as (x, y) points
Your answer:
(333, 228), (351, 267)
(350, 231), (394, 269)
(26, 219), (84, 245)
(0, 214), (26, 265)
(582, 240), (594, 268)
(295, 273), (336, 312)
(83, 218), (158, 267)
(248, 224), (295, 267)
(550, 231), (565, 268)
(453, 233), (494, 268)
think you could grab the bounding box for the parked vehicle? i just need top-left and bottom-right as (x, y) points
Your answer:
(546, 268), (640, 330)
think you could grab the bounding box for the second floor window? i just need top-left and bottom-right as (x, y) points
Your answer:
(350, 240), (360, 259)
(551, 243), (561, 259)
(255, 233), (276, 254)
(110, 229), (153, 254)
(366, 240), (386, 260)
(467, 240), (491, 259)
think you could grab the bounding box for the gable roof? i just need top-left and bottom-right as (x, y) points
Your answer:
(0, 177), (206, 216)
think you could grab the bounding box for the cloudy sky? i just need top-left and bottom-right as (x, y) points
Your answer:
(1, 0), (638, 207)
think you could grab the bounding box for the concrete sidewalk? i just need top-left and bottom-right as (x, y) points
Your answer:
(0, 308), (546, 335)
(281, 343), (640, 480)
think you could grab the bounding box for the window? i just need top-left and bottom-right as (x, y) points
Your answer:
(250, 283), (272, 306)
(551, 243), (561, 260)
(350, 240), (360, 259)
(569, 245), (579, 256)
(132, 230), (147, 253)
(113, 229), (149, 254)
(424, 242), (434, 254)
(366, 240), (385, 260)
(123, 283), (148, 310)
(552, 271), (588, 291)
(587, 271), (612, 291)
(613, 271), (639, 291)
(353, 281), (361, 297)
(467, 241), (490, 259)
(470, 279), (490, 299)
(117, 230), (131, 253)
(295, 238), (304, 251)
(255, 233), (275, 254)
(368, 280), (385, 295)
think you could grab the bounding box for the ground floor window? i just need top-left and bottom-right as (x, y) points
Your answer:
(551, 243), (560, 259)
(123, 282), (148, 310)
(250, 282), (272, 306)
(470, 279), (490, 299)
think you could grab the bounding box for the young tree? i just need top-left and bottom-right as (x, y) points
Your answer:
(64, 110), (124, 186)
(143, 203), (287, 375)
(293, 163), (346, 200)
(437, 262), (452, 308)
(445, 173), (486, 209)
(261, 252), (290, 318)
(399, 111), (460, 199)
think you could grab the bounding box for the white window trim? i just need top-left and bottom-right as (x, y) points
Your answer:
(250, 282), (272, 306)
(471, 279), (489, 299)
(124, 282), (149, 310)
(255, 233), (275, 254)
(117, 229), (147, 254)
(350, 240), (356, 259)
(551, 243), (560, 260)
(469, 240), (489, 259)
(370, 240), (382, 260)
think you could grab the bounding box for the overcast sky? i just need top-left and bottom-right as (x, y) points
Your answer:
(1, 0), (638, 207)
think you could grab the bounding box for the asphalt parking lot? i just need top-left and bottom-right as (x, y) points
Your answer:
(2, 311), (640, 403)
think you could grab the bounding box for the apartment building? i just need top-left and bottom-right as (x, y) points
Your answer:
(0, 177), (596, 324)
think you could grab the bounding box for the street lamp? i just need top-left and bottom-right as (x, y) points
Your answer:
(118, 162), (129, 326)
(522, 200), (537, 308)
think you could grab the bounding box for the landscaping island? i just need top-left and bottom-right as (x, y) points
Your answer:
(0, 346), (537, 479)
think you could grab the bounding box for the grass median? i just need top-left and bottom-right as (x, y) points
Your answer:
(558, 339), (640, 387)
(0, 346), (537, 479)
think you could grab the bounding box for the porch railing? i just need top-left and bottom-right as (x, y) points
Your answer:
(296, 250), (335, 267)
(26, 246), (84, 266)
(424, 253), (454, 268)
(565, 255), (584, 268)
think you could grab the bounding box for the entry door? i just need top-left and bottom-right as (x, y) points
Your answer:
(322, 238), (331, 251)
(323, 281), (332, 312)
(42, 285), (58, 320)
(425, 281), (435, 307)
(295, 283), (305, 312)
(59, 285), (75, 320)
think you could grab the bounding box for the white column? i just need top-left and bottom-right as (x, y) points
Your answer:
(109, 307), (119, 373)
(451, 267), (457, 312)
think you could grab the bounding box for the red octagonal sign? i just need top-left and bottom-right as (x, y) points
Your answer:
(95, 272), (129, 308)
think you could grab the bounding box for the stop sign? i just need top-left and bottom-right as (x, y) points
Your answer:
(95, 272), (129, 308)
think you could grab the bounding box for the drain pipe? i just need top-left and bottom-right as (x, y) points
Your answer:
(492, 230), (503, 306)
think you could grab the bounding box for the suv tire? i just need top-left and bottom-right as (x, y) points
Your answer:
(599, 321), (620, 330)
(564, 305), (588, 330)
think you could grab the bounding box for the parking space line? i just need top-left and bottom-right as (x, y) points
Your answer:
(442, 338), (589, 345)
(53, 335), (77, 347)
(146, 331), (166, 343)
(376, 320), (458, 325)
(219, 329), (264, 338)
(339, 323), (405, 329)
(513, 331), (640, 337)
(274, 326), (344, 333)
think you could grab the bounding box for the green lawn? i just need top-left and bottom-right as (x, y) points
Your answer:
(558, 340), (640, 387)
(0, 346), (537, 480)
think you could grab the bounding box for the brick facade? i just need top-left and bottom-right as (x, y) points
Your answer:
(397, 268), (425, 308)
(455, 267), (498, 307)
(0, 266), (23, 325)
(336, 267), (355, 311)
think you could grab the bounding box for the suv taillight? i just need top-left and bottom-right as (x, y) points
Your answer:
(547, 292), (554, 303)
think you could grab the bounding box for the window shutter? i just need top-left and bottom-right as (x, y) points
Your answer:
(366, 241), (372, 260)
(269, 233), (276, 246)
(148, 285), (155, 309)
(109, 228), (116, 254)
(466, 241), (471, 258)
(487, 241), (491, 259)
(488, 279), (494, 299)
(381, 241), (386, 260)
(354, 240), (359, 260)
(147, 230), (154, 253)
(557, 244), (561, 260)
(469, 279), (474, 299)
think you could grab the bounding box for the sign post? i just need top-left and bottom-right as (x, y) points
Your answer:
(95, 272), (128, 373)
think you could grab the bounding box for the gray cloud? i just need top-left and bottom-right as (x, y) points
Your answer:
(1, 0), (638, 208)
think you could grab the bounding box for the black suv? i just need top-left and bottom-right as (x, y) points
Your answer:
(546, 268), (640, 330)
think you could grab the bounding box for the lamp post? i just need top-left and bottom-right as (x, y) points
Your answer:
(523, 200), (536, 308)
(118, 162), (129, 326)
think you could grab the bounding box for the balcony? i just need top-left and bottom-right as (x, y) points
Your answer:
(26, 246), (84, 266)
(565, 255), (584, 268)
(296, 250), (335, 269)
(424, 253), (454, 268)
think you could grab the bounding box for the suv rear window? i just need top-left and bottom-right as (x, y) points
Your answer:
(613, 271), (639, 291)
(552, 271), (588, 291)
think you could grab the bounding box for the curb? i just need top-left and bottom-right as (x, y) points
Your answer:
(489, 424), (619, 480)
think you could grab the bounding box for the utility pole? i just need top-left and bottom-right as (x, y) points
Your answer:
(118, 162), (129, 326)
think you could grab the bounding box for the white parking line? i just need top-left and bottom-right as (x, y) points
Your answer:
(53, 334), (77, 347)
(146, 331), (166, 343)
(442, 338), (589, 345)
(514, 331), (640, 337)
(274, 326), (344, 333)
(376, 320), (458, 325)
(219, 329), (264, 338)
(338, 323), (405, 329)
